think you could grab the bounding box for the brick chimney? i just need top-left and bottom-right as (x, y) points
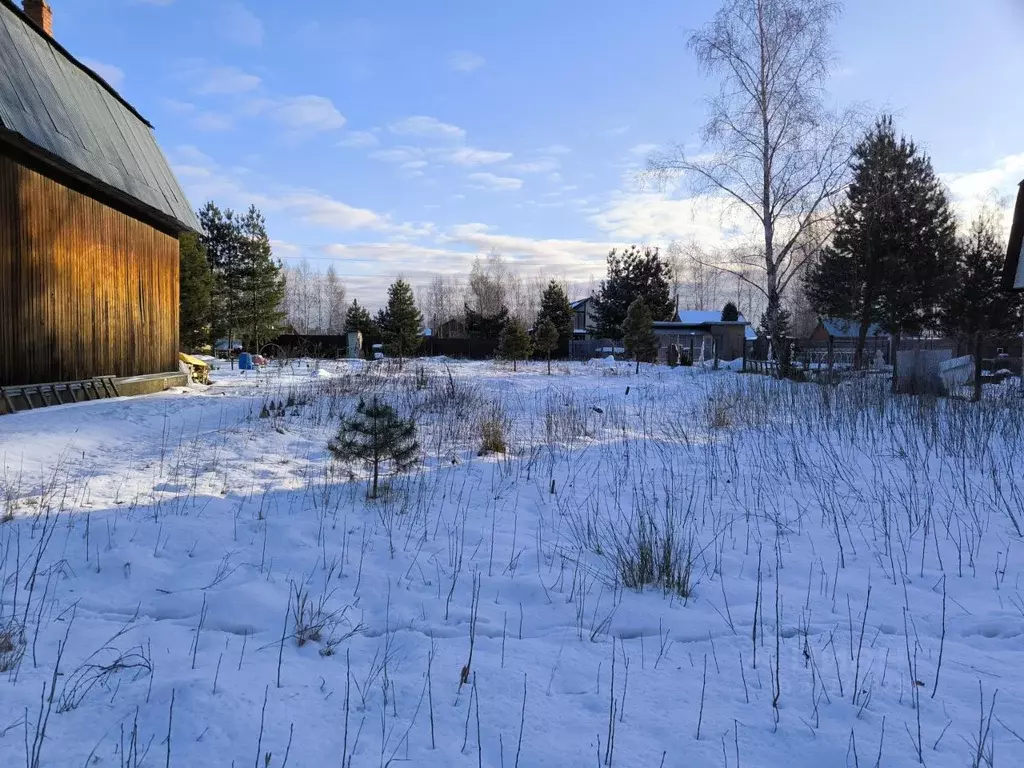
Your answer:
(23, 0), (53, 37)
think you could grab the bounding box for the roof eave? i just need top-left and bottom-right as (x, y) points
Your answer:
(0, 129), (199, 235)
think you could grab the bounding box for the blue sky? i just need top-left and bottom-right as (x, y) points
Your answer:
(48, 0), (1024, 308)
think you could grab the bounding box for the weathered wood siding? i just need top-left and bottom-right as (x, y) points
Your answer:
(0, 152), (180, 387)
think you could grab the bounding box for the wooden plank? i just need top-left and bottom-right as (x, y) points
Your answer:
(51, 383), (62, 405)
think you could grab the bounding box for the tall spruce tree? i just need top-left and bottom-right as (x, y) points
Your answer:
(498, 317), (532, 372)
(721, 302), (740, 322)
(465, 304), (509, 340)
(178, 232), (213, 351)
(806, 117), (958, 370)
(593, 246), (673, 339)
(622, 297), (658, 374)
(941, 213), (1024, 400)
(199, 202), (244, 356)
(382, 279), (422, 363)
(536, 281), (574, 354)
(237, 205), (285, 352)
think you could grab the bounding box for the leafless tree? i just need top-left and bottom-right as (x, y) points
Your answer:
(325, 266), (347, 332)
(468, 251), (509, 316)
(647, 0), (855, 341)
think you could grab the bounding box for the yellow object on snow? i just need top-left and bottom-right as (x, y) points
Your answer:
(179, 353), (211, 384)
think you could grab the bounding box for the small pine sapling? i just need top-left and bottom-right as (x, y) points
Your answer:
(622, 297), (658, 374)
(498, 318), (533, 372)
(328, 397), (419, 499)
(535, 319), (559, 375)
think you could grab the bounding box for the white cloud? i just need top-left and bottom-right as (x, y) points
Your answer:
(940, 153), (1023, 227)
(192, 111), (234, 132)
(221, 1), (264, 46)
(592, 189), (753, 248)
(279, 192), (383, 230)
(270, 96), (346, 132)
(448, 50), (485, 73)
(191, 65), (261, 95)
(81, 59), (125, 89)
(369, 146), (424, 164)
(467, 172), (523, 191)
(441, 224), (611, 273)
(338, 131), (379, 148)
(628, 143), (659, 158)
(389, 116), (466, 140)
(401, 160), (429, 170)
(445, 147), (512, 166)
(508, 158), (560, 174)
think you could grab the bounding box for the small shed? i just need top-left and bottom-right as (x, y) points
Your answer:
(653, 310), (755, 363)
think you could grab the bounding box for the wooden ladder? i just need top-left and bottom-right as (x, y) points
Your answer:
(0, 377), (119, 415)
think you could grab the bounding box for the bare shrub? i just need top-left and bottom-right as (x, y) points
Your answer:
(0, 621), (26, 672)
(613, 511), (696, 598)
(479, 405), (510, 455)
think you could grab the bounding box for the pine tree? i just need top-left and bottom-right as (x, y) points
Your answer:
(623, 297), (658, 374)
(199, 202), (245, 355)
(344, 300), (373, 334)
(178, 232), (213, 351)
(382, 279), (422, 363)
(464, 304), (509, 340)
(328, 397), (419, 499)
(593, 246), (674, 339)
(498, 317), (532, 372)
(805, 116), (958, 370)
(942, 213), (1024, 400)
(535, 319), (559, 374)
(536, 281), (574, 354)
(721, 302), (739, 322)
(237, 205), (285, 352)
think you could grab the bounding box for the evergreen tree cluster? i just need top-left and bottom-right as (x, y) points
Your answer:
(197, 202), (286, 353)
(178, 232), (213, 352)
(593, 246), (674, 339)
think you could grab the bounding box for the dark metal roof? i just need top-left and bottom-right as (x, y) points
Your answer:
(0, 0), (200, 233)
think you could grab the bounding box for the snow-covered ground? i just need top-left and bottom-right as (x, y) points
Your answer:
(1, 358), (1023, 767)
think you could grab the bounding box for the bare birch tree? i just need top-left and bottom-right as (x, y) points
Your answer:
(648, 0), (855, 343)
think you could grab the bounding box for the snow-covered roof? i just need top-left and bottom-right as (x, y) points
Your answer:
(820, 318), (886, 339)
(571, 297), (594, 310)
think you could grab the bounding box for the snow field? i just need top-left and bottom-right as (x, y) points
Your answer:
(0, 358), (1022, 767)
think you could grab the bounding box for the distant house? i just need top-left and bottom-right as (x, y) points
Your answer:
(653, 310), (756, 362)
(571, 297), (600, 338)
(435, 318), (468, 339)
(0, 0), (199, 403)
(1003, 179), (1024, 290)
(809, 318), (887, 344)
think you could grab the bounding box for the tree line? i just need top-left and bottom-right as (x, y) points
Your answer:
(179, 202), (285, 354)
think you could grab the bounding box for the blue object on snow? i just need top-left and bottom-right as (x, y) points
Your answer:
(238, 352), (254, 370)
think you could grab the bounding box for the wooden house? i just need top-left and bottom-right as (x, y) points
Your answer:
(0, 0), (199, 407)
(1003, 179), (1024, 290)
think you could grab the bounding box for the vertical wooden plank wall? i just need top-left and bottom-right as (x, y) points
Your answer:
(0, 153), (180, 387)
